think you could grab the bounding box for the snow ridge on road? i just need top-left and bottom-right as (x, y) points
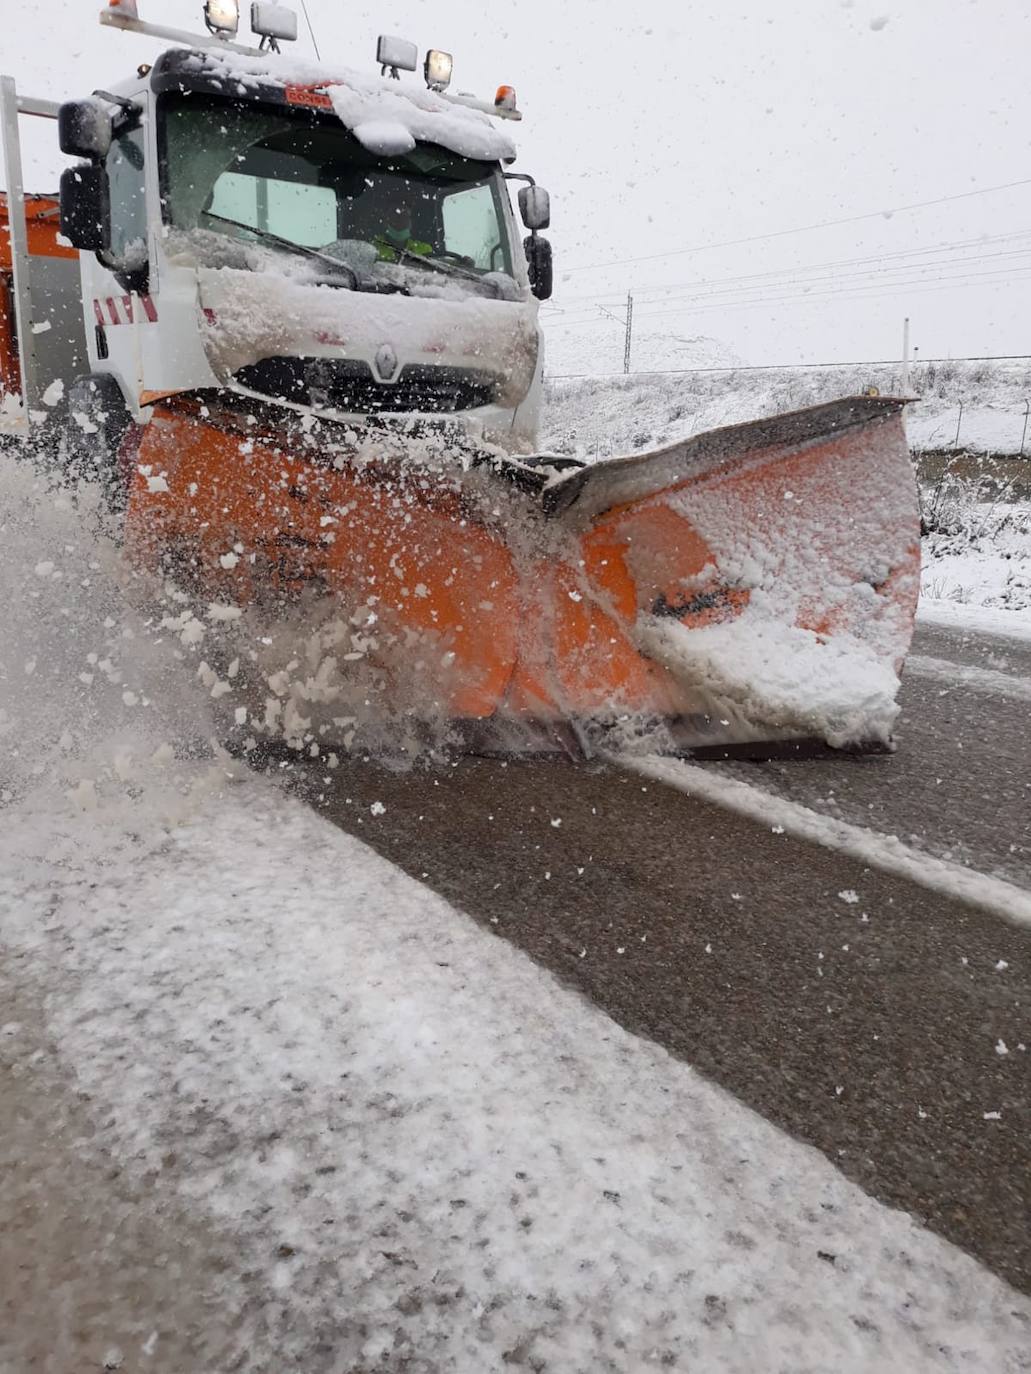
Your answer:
(906, 654), (1031, 703)
(2, 782), (1029, 1372)
(630, 758), (1031, 929)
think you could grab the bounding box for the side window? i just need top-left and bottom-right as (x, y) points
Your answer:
(209, 171), (337, 247)
(103, 125), (148, 278)
(442, 183), (507, 271)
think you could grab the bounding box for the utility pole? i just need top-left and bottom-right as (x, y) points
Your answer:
(900, 316), (911, 394)
(623, 292), (634, 374)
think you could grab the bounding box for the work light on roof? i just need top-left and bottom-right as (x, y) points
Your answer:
(424, 49), (453, 92)
(251, 2), (297, 43)
(204, 0), (239, 36)
(377, 35), (418, 78)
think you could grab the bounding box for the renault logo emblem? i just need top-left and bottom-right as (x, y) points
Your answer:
(374, 343), (400, 382)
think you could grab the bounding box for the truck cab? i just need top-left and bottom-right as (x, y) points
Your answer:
(58, 38), (552, 455)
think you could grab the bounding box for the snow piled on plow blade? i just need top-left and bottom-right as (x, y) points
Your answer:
(639, 610), (903, 750)
(538, 395), (920, 752)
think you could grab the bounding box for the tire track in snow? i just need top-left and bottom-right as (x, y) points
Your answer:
(627, 757), (1031, 928)
(906, 653), (1031, 702)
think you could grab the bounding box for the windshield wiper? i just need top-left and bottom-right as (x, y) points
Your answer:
(203, 212), (358, 288)
(389, 245), (499, 295)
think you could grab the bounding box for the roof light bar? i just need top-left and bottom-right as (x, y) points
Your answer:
(100, 0), (260, 53)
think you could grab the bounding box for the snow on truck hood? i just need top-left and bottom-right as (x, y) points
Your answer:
(197, 266), (539, 400)
(185, 48), (518, 162)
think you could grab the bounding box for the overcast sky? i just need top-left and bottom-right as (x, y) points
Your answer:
(4, 0), (1030, 369)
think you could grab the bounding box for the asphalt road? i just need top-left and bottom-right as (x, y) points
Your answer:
(294, 621), (1031, 1295)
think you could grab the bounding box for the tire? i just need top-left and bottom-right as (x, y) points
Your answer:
(60, 374), (133, 509)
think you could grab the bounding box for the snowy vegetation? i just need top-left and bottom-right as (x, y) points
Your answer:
(542, 357), (1031, 457)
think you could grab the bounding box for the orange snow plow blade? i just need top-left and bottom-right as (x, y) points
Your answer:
(124, 394), (919, 756)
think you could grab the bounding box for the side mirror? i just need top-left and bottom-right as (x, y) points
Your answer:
(518, 184), (551, 231)
(524, 234), (553, 301)
(58, 100), (112, 161)
(60, 164), (111, 253)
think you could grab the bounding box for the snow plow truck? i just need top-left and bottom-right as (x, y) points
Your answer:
(0, 0), (920, 757)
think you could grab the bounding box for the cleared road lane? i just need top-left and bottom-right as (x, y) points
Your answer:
(288, 624), (1031, 1294)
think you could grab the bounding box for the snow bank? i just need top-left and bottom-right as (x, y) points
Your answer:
(920, 499), (1031, 618)
(543, 358), (1031, 457)
(189, 48), (516, 163)
(1, 778), (1027, 1370)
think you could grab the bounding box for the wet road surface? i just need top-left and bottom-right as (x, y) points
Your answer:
(294, 621), (1031, 1294)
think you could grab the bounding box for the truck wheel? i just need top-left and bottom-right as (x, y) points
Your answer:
(61, 374), (133, 508)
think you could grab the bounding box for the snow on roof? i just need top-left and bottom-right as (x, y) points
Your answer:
(190, 47), (517, 162)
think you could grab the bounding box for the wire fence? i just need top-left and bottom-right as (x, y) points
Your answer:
(545, 353), (1031, 381)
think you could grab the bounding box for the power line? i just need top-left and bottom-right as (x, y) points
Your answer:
(559, 178), (1031, 277)
(544, 263), (1031, 329)
(544, 227), (1031, 312)
(544, 245), (1031, 328)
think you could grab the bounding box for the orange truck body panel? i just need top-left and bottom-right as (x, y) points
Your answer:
(0, 194), (77, 399)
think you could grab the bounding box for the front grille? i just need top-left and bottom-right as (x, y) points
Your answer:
(234, 356), (501, 414)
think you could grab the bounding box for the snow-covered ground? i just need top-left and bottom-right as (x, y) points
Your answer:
(5, 770), (1031, 1371)
(3, 435), (1031, 1367)
(919, 487), (1031, 619)
(542, 357), (1031, 457)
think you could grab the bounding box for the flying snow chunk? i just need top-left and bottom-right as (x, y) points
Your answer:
(869, 14), (889, 29)
(145, 472), (170, 494)
(220, 551), (240, 570)
(34, 560), (55, 577)
(370, 801), (386, 816)
(42, 378), (64, 407)
(208, 603), (243, 622)
(838, 889), (860, 904)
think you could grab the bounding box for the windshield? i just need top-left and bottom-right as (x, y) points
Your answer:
(159, 94), (515, 286)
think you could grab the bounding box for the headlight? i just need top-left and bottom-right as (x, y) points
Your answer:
(424, 49), (453, 91)
(204, 0), (240, 36)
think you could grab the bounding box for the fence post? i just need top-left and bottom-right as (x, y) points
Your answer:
(954, 400), (963, 449)
(1021, 399), (1029, 457)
